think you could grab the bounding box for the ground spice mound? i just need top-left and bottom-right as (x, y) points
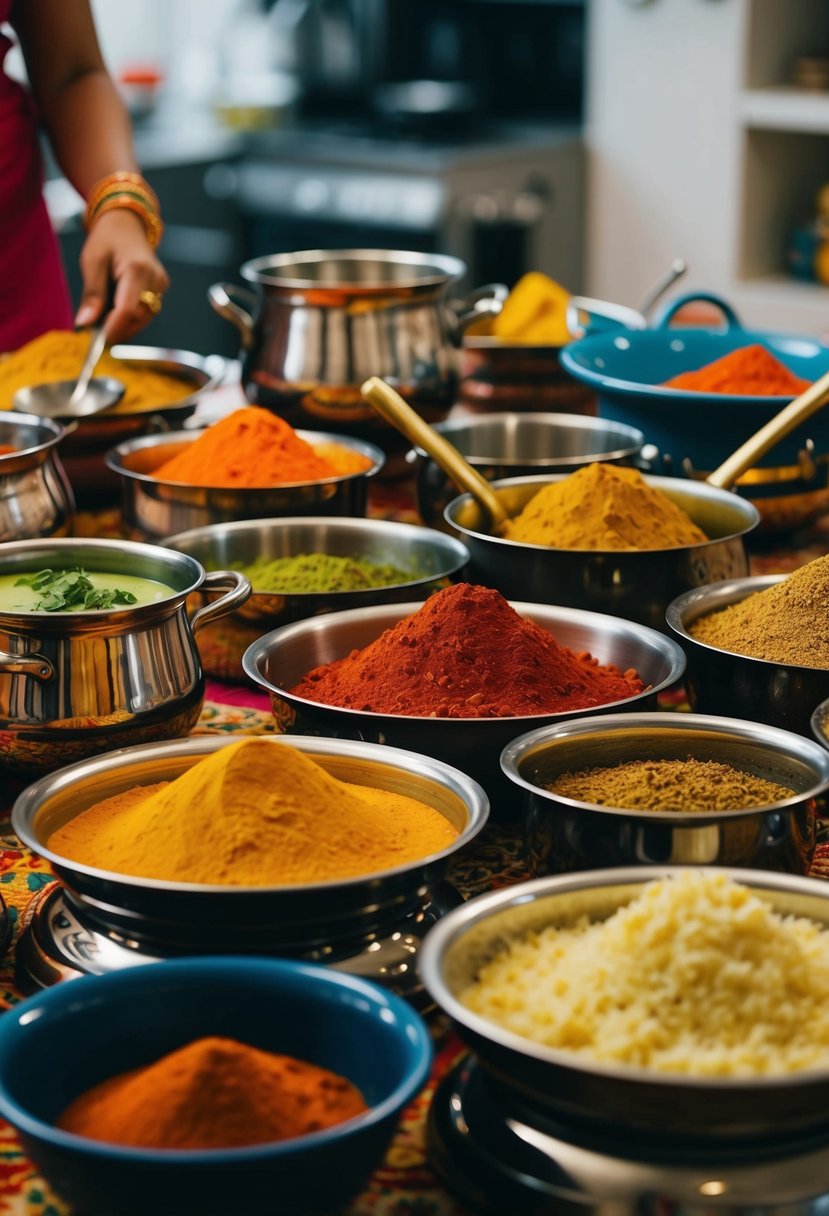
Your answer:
(58, 1036), (367, 1148)
(231, 552), (413, 594)
(502, 463), (708, 550)
(547, 757), (795, 812)
(291, 583), (646, 718)
(663, 343), (811, 396)
(47, 738), (457, 884)
(461, 870), (829, 1076)
(151, 406), (369, 487)
(0, 445), (16, 456)
(689, 555), (829, 668)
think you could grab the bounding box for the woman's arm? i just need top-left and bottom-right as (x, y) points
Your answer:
(12, 0), (169, 340)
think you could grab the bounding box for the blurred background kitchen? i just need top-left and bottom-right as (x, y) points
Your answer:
(16, 0), (829, 354)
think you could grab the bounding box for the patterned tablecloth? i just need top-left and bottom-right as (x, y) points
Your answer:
(3, 493), (829, 1215)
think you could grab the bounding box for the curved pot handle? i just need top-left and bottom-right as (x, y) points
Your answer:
(449, 283), (509, 344)
(207, 283), (258, 352)
(652, 290), (744, 331)
(0, 652), (55, 681)
(190, 570), (252, 634)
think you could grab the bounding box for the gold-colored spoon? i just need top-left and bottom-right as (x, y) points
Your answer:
(361, 376), (511, 532)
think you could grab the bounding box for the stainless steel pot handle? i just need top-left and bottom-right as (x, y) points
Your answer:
(0, 652), (55, 681)
(190, 570), (252, 633)
(449, 283), (509, 344)
(207, 283), (258, 352)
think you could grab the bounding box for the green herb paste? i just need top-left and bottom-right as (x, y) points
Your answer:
(229, 553), (415, 594)
(0, 568), (174, 612)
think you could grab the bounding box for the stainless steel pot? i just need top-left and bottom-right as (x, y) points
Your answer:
(0, 539), (250, 772)
(208, 249), (501, 436)
(0, 412), (73, 541)
(501, 712), (829, 876)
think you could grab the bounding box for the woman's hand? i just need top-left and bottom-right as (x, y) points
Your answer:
(75, 209), (169, 342)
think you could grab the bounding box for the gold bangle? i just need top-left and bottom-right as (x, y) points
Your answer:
(89, 195), (164, 249)
(85, 171), (160, 219)
(87, 186), (159, 226)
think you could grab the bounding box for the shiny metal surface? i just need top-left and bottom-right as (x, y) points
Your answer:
(12, 734), (489, 950)
(812, 697), (829, 752)
(14, 376), (125, 420)
(410, 413), (644, 529)
(208, 249), (491, 434)
(107, 428), (384, 541)
(418, 866), (829, 1142)
(243, 600), (686, 801)
(667, 574), (829, 736)
(58, 346), (227, 506)
(446, 473), (758, 631)
(0, 412), (73, 541)
(501, 712), (829, 875)
(163, 516), (469, 681)
(0, 538), (249, 771)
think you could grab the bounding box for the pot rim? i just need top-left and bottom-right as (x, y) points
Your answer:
(240, 248), (467, 292)
(412, 412), (645, 468)
(0, 410), (65, 463)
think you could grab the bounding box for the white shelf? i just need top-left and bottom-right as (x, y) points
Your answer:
(740, 87), (829, 134)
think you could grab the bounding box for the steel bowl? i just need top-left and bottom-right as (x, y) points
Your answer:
(409, 412), (644, 529)
(501, 712), (829, 876)
(418, 866), (829, 1143)
(106, 428), (385, 541)
(12, 734), (489, 954)
(242, 600), (686, 807)
(0, 411), (73, 540)
(0, 538), (249, 772)
(163, 517), (469, 681)
(55, 346), (227, 507)
(667, 574), (829, 736)
(445, 473), (758, 632)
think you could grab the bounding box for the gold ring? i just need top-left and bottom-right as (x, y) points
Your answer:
(139, 289), (163, 315)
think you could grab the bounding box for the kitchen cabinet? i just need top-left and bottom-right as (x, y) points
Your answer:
(587, 0), (829, 335)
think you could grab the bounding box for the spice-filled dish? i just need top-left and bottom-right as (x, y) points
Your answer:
(501, 712), (829, 874)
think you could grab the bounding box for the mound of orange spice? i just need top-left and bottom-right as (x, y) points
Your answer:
(663, 344), (811, 396)
(58, 1036), (367, 1148)
(152, 406), (372, 487)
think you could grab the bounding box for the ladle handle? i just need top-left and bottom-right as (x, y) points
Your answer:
(360, 377), (510, 527)
(67, 324), (108, 411)
(707, 368), (829, 490)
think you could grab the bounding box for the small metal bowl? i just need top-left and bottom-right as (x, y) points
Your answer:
(243, 600), (686, 806)
(667, 575), (829, 736)
(106, 428), (385, 541)
(501, 712), (829, 876)
(418, 866), (829, 1143)
(409, 412), (644, 529)
(0, 411), (73, 541)
(446, 473), (759, 632)
(164, 517), (469, 681)
(12, 734), (488, 952)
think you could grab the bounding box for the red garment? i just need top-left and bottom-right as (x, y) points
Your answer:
(0, 11), (73, 351)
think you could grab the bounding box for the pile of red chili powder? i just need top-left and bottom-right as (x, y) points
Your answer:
(290, 583), (645, 718)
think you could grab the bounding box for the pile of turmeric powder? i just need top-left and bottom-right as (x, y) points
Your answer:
(491, 272), (572, 346)
(502, 463), (708, 550)
(58, 1036), (367, 1148)
(152, 407), (371, 487)
(47, 738), (458, 884)
(0, 329), (194, 415)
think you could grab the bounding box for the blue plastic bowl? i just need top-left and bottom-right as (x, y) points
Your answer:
(560, 292), (829, 474)
(0, 958), (432, 1216)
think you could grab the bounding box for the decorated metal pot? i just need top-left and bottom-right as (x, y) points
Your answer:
(0, 412), (73, 541)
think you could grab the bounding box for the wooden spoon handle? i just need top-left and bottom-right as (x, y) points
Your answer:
(707, 368), (829, 490)
(361, 376), (510, 527)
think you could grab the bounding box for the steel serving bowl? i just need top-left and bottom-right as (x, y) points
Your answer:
(242, 600), (686, 807)
(12, 733), (489, 953)
(163, 516), (469, 681)
(0, 411), (73, 540)
(106, 427), (385, 541)
(418, 866), (829, 1143)
(501, 712), (829, 876)
(0, 538), (249, 772)
(667, 574), (829, 736)
(56, 346), (227, 508)
(0, 957), (432, 1216)
(409, 412), (644, 529)
(445, 473), (758, 632)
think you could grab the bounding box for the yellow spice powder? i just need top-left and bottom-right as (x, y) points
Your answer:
(47, 738), (458, 885)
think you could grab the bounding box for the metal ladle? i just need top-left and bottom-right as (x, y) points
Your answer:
(13, 323), (125, 420)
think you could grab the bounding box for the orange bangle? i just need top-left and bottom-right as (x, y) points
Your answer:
(88, 195), (164, 250)
(85, 170), (160, 218)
